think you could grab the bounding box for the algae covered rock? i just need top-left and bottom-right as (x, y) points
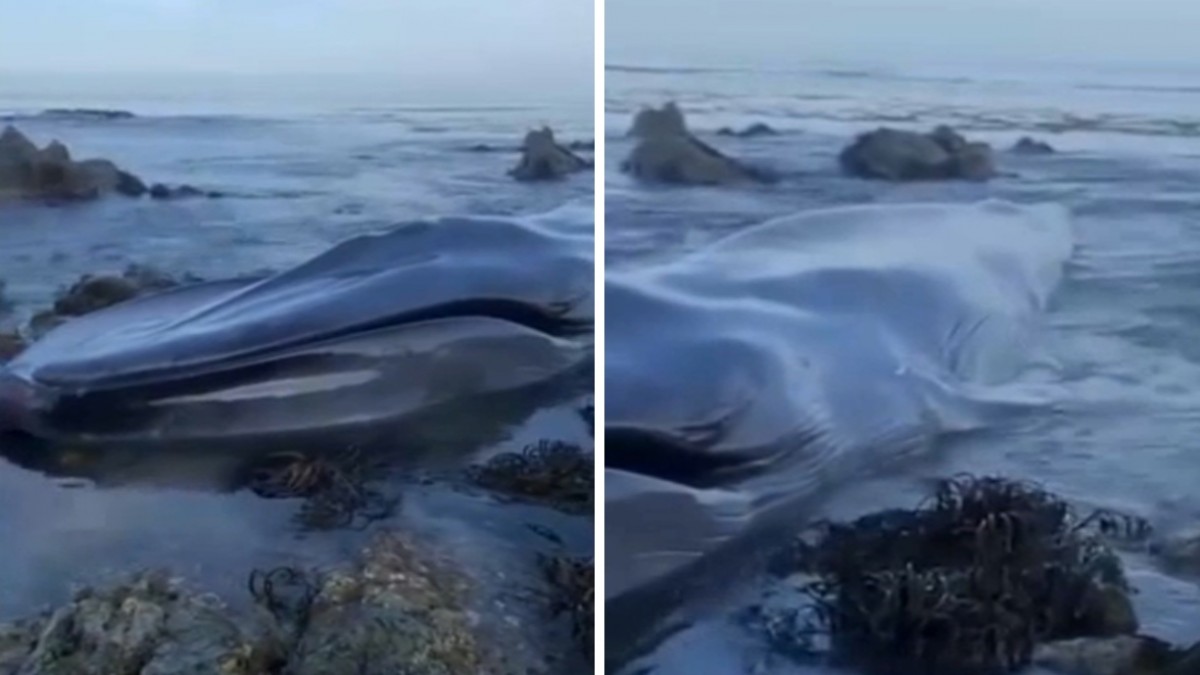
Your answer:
(0, 571), (276, 675)
(290, 532), (484, 675)
(509, 127), (590, 182)
(622, 102), (775, 186)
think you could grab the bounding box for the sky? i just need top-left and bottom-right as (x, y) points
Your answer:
(0, 0), (593, 92)
(608, 0), (1200, 71)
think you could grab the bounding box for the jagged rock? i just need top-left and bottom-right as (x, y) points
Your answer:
(289, 532), (484, 675)
(622, 102), (775, 185)
(716, 122), (778, 138)
(509, 127), (590, 182)
(1014, 136), (1056, 154)
(0, 571), (276, 675)
(37, 109), (136, 121)
(839, 125), (997, 181)
(0, 126), (148, 202)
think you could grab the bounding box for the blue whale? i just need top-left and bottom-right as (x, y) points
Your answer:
(0, 209), (593, 454)
(604, 200), (1072, 665)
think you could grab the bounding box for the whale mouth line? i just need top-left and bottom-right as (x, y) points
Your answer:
(29, 294), (591, 392)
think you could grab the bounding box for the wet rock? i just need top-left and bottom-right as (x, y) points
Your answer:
(716, 122), (778, 138)
(0, 126), (148, 203)
(37, 109), (136, 121)
(469, 440), (593, 515)
(0, 571), (277, 675)
(1033, 635), (1180, 675)
(623, 102), (775, 185)
(52, 264), (188, 318)
(839, 125), (997, 181)
(1014, 136), (1057, 154)
(290, 532), (484, 675)
(509, 127), (590, 182)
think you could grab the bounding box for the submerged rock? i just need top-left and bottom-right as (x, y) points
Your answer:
(623, 102), (774, 185)
(716, 122), (779, 138)
(1014, 136), (1057, 154)
(509, 127), (590, 182)
(0, 125), (148, 203)
(839, 125), (997, 181)
(469, 440), (594, 514)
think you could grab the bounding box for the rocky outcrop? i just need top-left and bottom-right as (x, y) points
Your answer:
(0, 125), (147, 202)
(839, 124), (997, 181)
(1013, 136), (1056, 154)
(622, 102), (775, 185)
(509, 127), (590, 182)
(716, 122), (778, 138)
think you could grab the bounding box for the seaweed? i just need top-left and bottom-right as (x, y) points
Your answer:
(541, 554), (594, 659)
(755, 475), (1140, 675)
(468, 440), (593, 515)
(246, 448), (399, 531)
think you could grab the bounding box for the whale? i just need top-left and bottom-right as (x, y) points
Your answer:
(603, 200), (1072, 666)
(0, 209), (593, 457)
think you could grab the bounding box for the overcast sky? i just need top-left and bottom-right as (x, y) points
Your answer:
(0, 0), (593, 87)
(608, 0), (1200, 70)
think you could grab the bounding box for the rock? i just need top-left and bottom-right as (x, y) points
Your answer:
(716, 122), (778, 138)
(1014, 136), (1056, 154)
(622, 102), (775, 186)
(0, 571), (276, 675)
(1034, 635), (1180, 675)
(53, 275), (142, 317)
(289, 532), (485, 675)
(0, 126), (148, 203)
(839, 126), (997, 181)
(509, 127), (590, 182)
(149, 183), (172, 199)
(37, 109), (136, 121)
(566, 140), (595, 152)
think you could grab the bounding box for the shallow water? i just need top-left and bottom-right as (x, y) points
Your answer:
(0, 74), (593, 662)
(607, 63), (1200, 672)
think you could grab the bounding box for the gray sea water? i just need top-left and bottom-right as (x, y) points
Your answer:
(0, 72), (594, 666)
(606, 61), (1200, 673)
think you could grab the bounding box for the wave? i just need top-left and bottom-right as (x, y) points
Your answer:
(604, 200), (1073, 659)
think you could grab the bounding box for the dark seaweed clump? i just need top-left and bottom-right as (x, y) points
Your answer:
(541, 554), (594, 659)
(756, 476), (1144, 675)
(469, 440), (594, 515)
(246, 448), (399, 531)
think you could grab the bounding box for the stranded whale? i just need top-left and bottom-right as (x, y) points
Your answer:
(0, 209), (593, 453)
(604, 200), (1072, 664)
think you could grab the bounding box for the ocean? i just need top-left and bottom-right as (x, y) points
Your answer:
(606, 61), (1200, 673)
(0, 71), (594, 668)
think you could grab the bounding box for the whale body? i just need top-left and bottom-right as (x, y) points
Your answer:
(0, 210), (593, 449)
(604, 200), (1072, 664)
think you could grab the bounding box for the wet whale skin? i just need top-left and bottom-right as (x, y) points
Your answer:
(604, 200), (1072, 662)
(0, 210), (594, 446)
